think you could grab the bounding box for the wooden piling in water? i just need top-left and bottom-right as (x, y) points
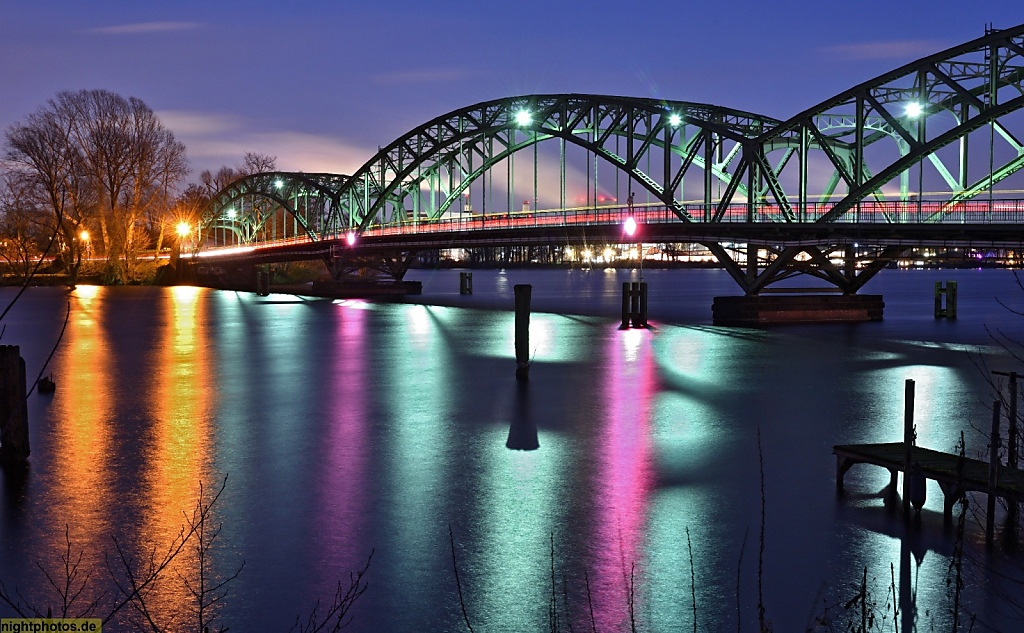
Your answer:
(620, 282), (648, 328)
(514, 284), (531, 380)
(0, 345), (29, 464)
(903, 379), (915, 517)
(934, 280), (957, 318)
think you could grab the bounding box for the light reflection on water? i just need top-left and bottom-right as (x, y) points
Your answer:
(0, 269), (1021, 632)
(46, 285), (114, 577)
(141, 285), (215, 628)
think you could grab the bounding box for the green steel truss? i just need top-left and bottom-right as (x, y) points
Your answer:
(198, 24), (1024, 294)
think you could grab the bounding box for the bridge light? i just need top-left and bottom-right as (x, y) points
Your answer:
(668, 113), (682, 127)
(274, 179), (284, 189)
(905, 102), (924, 118)
(515, 109), (532, 127)
(226, 208), (237, 219)
(624, 216), (637, 237)
(346, 231), (357, 246)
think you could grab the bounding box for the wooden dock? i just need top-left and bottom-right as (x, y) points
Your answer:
(833, 442), (1024, 522)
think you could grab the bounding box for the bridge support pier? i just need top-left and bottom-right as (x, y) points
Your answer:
(712, 294), (884, 325)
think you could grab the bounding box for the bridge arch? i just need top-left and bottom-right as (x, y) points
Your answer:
(325, 95), (782, 234)
(201, 172), (348, 247)
(739, 23), (1024, 225)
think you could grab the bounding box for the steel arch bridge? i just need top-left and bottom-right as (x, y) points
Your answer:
(194, 24), (1024, 295)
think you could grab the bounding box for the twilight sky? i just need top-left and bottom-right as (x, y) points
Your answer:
(1, 1), (1020, 183)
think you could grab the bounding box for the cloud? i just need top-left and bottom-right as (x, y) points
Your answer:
(158, 110), (241, 136)
(820, 40), (947, 61)
(84, 21), (205, 35)
(164, 114), (374, 176)
(371, 69), (471, 85)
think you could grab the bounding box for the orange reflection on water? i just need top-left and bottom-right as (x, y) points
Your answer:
(47, 285), (115, 568)
(141, 286), (216, 627)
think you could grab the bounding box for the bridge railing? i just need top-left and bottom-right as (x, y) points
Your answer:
(195, 199), (1024, 256)
(363, 199), (1024, 236)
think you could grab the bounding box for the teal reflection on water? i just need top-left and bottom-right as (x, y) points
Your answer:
(472, 428), (568, 631)
(378, 303), (454, 623)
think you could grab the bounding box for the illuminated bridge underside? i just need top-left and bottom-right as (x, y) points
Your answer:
(198, 24), (1024, 295)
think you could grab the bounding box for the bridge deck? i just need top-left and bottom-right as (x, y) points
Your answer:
(833, 442), (1024, 519)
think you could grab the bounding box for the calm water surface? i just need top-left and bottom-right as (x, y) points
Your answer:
(0, 268), (1022, 631)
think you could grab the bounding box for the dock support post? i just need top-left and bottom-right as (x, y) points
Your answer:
(514, 284), (531, 381)
(1008, 372), (1019, 545)
(988, 400), (1001, 545)
(0, 345), (29, 464)
(903, 379), (915, 517)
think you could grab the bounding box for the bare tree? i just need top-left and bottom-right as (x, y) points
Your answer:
(198, 152), (277, 198)
(240, 151), (277, 175)
(0, 172), (52, 281)
(4, 103), (95, 277)
(5, 90), (188, 283)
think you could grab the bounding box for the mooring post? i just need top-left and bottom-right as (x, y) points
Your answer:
(634, 282), (643, 327)
(460, 271), (473, 295)
(514, 284), (531, 380)
(621, 282), (631, 328)
(988, 399), (1002, 545)
(255, 267), (270, 296)
(934, 281), (958, 319)
(621, 281), (648, 328)
(0, 345), (29, 464)
(630, 282), (641, 327)
(903, 379), (915, 517)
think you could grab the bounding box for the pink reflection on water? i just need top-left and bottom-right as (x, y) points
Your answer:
(315, 303), (370, 588)
(589, 328), (656, 630)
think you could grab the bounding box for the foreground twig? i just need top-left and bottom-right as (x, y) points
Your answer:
(449, 524), (474, 633)
(26, 300), (69, 397)
(289, 550), (374, 633)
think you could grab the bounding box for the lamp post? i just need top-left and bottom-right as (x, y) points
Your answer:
(624, 191), (642, 280)
(78, 230), (90, 262)
(171, 221), (191, 268)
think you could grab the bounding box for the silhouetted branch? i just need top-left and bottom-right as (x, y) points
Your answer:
(26, 300), (69, 397)
(288, 550), (373, 633)
(449, 524), (474, 633)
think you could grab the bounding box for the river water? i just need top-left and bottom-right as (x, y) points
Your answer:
(0, 268), (1022, 632)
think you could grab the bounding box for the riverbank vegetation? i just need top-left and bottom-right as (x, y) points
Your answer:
(1, 89), (277, 286)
